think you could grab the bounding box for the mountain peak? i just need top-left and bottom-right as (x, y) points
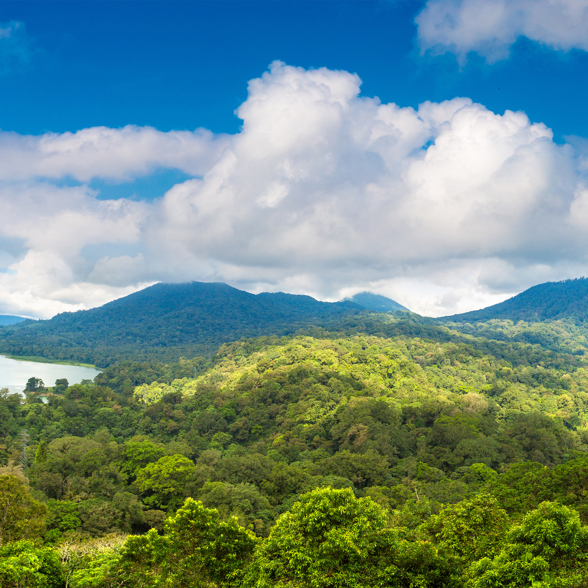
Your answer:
(344, 292), (408, 313)
(0, 281), (364, 366)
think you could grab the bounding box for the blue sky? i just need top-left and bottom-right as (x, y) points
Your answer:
(2, 1), (587, 140)
(1, 0), (588, 318)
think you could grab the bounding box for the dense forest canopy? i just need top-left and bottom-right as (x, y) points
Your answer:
(2, 278), (588, 586)
(0, 282), (363, 366)
(2, 320), (588, 586)
(3, 278), (588, 367)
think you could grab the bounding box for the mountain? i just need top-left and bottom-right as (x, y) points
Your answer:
(442, 278), (588, 323)
(0, 282), (363, 366)
(345, 292), (408, 312)
(0, 315), (26, 326)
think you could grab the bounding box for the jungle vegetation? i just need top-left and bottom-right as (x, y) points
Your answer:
(2, 324), (588, 586)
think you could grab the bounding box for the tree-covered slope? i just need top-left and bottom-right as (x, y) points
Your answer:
(0, 315), (26, 326)
(0, 282), (362, 366)
(4, 330), (588, 586)
(344, 292), (409, 312)
(443, 278), (588, 323)
(440, 279), (588, 356)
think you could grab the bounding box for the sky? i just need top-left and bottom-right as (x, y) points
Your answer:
(1, 0), (588, 319)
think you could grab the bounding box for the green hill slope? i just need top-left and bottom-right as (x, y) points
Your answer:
(0, 314), (26, 326)
(440, 279), (588, 356)
(0, 282), (363, 366)
(443, 278), (588, 323)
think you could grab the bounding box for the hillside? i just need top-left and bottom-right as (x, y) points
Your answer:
(4, 301), (588, 586)
(3, 330), (588, 583)
(0, 282), (363, 366)
(443, 278), (588, 323)
(0, 314), (26, 326)
(344, 291), (409, 312)
(435, 279), (588, 355)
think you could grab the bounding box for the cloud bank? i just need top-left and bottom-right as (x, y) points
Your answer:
(1, 61), (588, 318)
(417, 0), (588, 62)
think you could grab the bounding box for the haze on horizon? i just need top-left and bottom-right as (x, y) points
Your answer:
(1, 0), (588, 320)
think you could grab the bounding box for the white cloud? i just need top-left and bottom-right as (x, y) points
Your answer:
(0, 125), (229, 182)
(416, 0), (588, 62)
(1, 61), (588, 318)
(0, 182), (153, 317)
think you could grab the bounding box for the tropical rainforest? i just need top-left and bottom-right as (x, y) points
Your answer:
(2, 279), (588, 587)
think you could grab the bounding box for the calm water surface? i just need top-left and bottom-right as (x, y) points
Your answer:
(0, 355), (101, 395)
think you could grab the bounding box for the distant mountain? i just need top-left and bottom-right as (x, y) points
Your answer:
(344, 292), (408, 313)
(442, 278), (588, 323)
(0, 315), (26, 326)
(0, 282), (363, 366)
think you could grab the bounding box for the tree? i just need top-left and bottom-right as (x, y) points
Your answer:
(117, 498), (257, 587)
(118, 439), (165, 479)
(0, 474), (47, 546)
(25, 378), (45, 393)
(35, 441), (48, 464)
(470, 502), (588, 587)
(0, 540), (63, 588)
(198, 481), (274, 534)
(244, 486), (457, 588)
(135, 454), (196, 510)
(54, 379), (69, 394)
(59, 534), (126, 588)
(424, 493), (508, 562)
(45, 499), (81, 542)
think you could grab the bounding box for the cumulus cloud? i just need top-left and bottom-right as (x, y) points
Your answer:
(416, 0), (588, 62)
(0, 126), (229, 182)
(1, 61), (588, 318)
(0, 182), (153, 317)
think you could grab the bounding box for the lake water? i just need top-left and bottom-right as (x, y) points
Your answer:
(0, 355), (102, 395)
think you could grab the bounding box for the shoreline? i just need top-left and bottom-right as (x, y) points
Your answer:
(0, 354), (100, 369)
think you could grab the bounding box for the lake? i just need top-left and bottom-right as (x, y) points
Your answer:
(0, 355), (101, 395)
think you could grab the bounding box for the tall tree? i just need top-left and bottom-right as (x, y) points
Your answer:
(0, 475), (47, 546)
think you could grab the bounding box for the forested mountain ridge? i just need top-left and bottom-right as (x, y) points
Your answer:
(5, 277), (588, 369)
(0, 282), (364, 366)
(3, 281), (588, 586)
(441, 278), (588, 356)
(0, 314), (26, 326)
(443, 278), (588, 323)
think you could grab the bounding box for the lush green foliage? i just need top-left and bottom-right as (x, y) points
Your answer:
(246, 486), (458, 588)
(0, 540), (63, 588)
(469, 501), (588, 587)
(2, 315), (588, 586)
(115, 498), (257, 587)
(0, 282), (362, 366)
(0, 474), (47, 546)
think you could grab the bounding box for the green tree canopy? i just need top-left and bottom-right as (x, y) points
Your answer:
(470, 502), (588, 587)
(0, 474), (47, 546)
(246, 486), (457, 588)
(0, 540), (63, 588)
(117, 497), (257, 587)
(135, 454), (196, 510)
(425, 493), (509, 562)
